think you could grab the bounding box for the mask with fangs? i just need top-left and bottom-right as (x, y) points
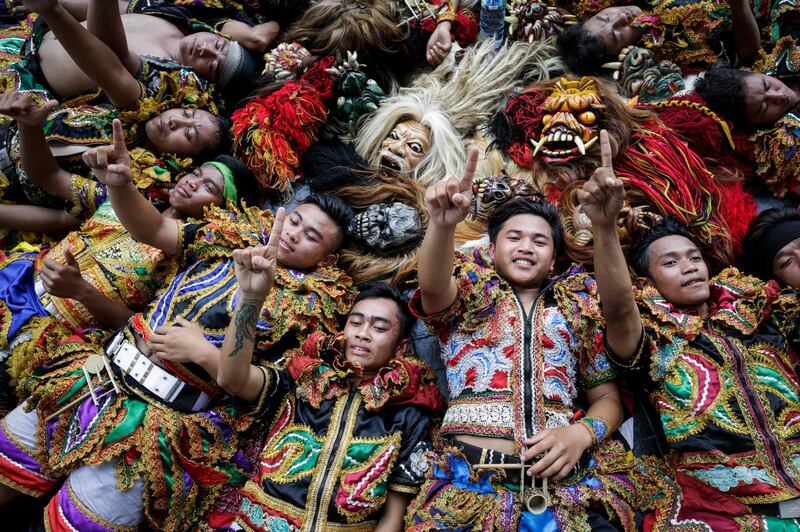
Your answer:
(529, 77), (603, 163)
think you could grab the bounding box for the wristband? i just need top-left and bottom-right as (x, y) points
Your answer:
(576, 416), (610, 445)
(436, 0), (457, 23)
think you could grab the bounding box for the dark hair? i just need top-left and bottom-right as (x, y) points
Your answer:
(694, 66), (749, 126)
(556, 23), (610, 75)
(740, 207), (800, 279)
(353, 280), (413, 339)
(301, 141), (371, 193)
(301, 193), (355, 250)
(207, 154), (260, 207)
(630, 216), (697, 277)
(487, 198), (563, 254)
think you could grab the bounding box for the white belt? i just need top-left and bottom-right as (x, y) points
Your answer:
(106, 333), (211, 412)
(33, 279), (56, 315)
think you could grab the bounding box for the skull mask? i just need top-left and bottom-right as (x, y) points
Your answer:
(530, 77), (603, 163)
(350, 202), (423, 255)
(471, 175), (541, 221)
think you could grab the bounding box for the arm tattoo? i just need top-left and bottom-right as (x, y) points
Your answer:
(229, 300), (260, 358)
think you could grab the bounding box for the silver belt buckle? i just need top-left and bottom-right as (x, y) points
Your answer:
(779, 498), (800, 519)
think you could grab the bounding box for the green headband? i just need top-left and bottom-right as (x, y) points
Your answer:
(204, 162), (238, 205)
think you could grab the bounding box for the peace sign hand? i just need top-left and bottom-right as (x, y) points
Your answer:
(577, 130), (625, 228)
(424, 146), (479, 228)
(82, 119), (132, 188)
(233, 207), (285, 299)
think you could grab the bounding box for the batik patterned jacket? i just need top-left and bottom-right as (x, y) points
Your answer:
(219, 332), (443, 532)
(409, 247), (615, 448)
(609, 267), (800, 530)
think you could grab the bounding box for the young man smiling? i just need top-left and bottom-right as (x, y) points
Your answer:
(585, 130), (800, 529)
(212, 265), (442, 531)
(404, 147), (652, 530)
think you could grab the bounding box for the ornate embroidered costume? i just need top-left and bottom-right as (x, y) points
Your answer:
(0, 205), (354, 530)
(610, 268), (800, 530)
(405, 248), (660, 530)
(0, 181), (181, 410)
(750, 37), (800, 198)
(211, 332), (443, 531)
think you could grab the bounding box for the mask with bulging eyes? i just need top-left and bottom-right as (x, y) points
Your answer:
(470, 175), (541, 221)
(350, 202), (423, 255)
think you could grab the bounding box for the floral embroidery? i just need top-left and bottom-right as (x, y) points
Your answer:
(690, 465), (775, 492)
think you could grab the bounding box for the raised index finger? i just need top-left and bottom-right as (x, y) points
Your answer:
(265, 207), (286, 260)
(459, 146), (480, 191)
(111, 119), (127, 154)
(600, 129), (613, 170)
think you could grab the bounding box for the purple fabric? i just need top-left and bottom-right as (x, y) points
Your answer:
(0, 254), (48, 341)
(0, 419), (45, 474)
(60, 394), (113, 456)
(45, 417), (57, 446)
(57, 482), (117, 532)
(202, 410), (232, 441)
(76, 394), (103, 434)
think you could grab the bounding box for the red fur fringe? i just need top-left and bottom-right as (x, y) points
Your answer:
(231, 57), (336, 197)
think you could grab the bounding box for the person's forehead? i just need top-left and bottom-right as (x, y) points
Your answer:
(742, 74), (765, 97)
(197, 164), (223, 183)
(650, 235), (698, 257)
(776, 237), (800, 258)
(292, 203), (337, 231)
(194, 31), (219, 41)
(349, 297), (399, 324)
(500, 214), (553, 236)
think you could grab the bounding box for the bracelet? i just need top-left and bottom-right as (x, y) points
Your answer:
(576, 416), (610, 445)
(436, 0), (457, 23)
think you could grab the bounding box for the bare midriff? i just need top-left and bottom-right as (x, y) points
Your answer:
(455, 434), (517, 456)
(39, 14), (183, 99)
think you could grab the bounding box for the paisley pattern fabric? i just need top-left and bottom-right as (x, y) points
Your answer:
(409, 247), (615, 446)
(0, 198), (181, 409)
(610, 268), (800, 530)
(8, 207), (354, 530)
(211, 332), (441, 531)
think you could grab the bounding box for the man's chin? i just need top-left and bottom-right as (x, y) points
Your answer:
(505, 272), (547, 290)
(676, 289), (710, 307)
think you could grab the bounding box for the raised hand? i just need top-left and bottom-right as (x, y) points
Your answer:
(233, 207), (285, 299)
(0, 93), (57, 128)
(424, 146), (479, 228)
(40, 248), (89, 299)
(577, 130), (625, 228)
(81, 119), (132, 187)
(426, 22), (453, 66)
